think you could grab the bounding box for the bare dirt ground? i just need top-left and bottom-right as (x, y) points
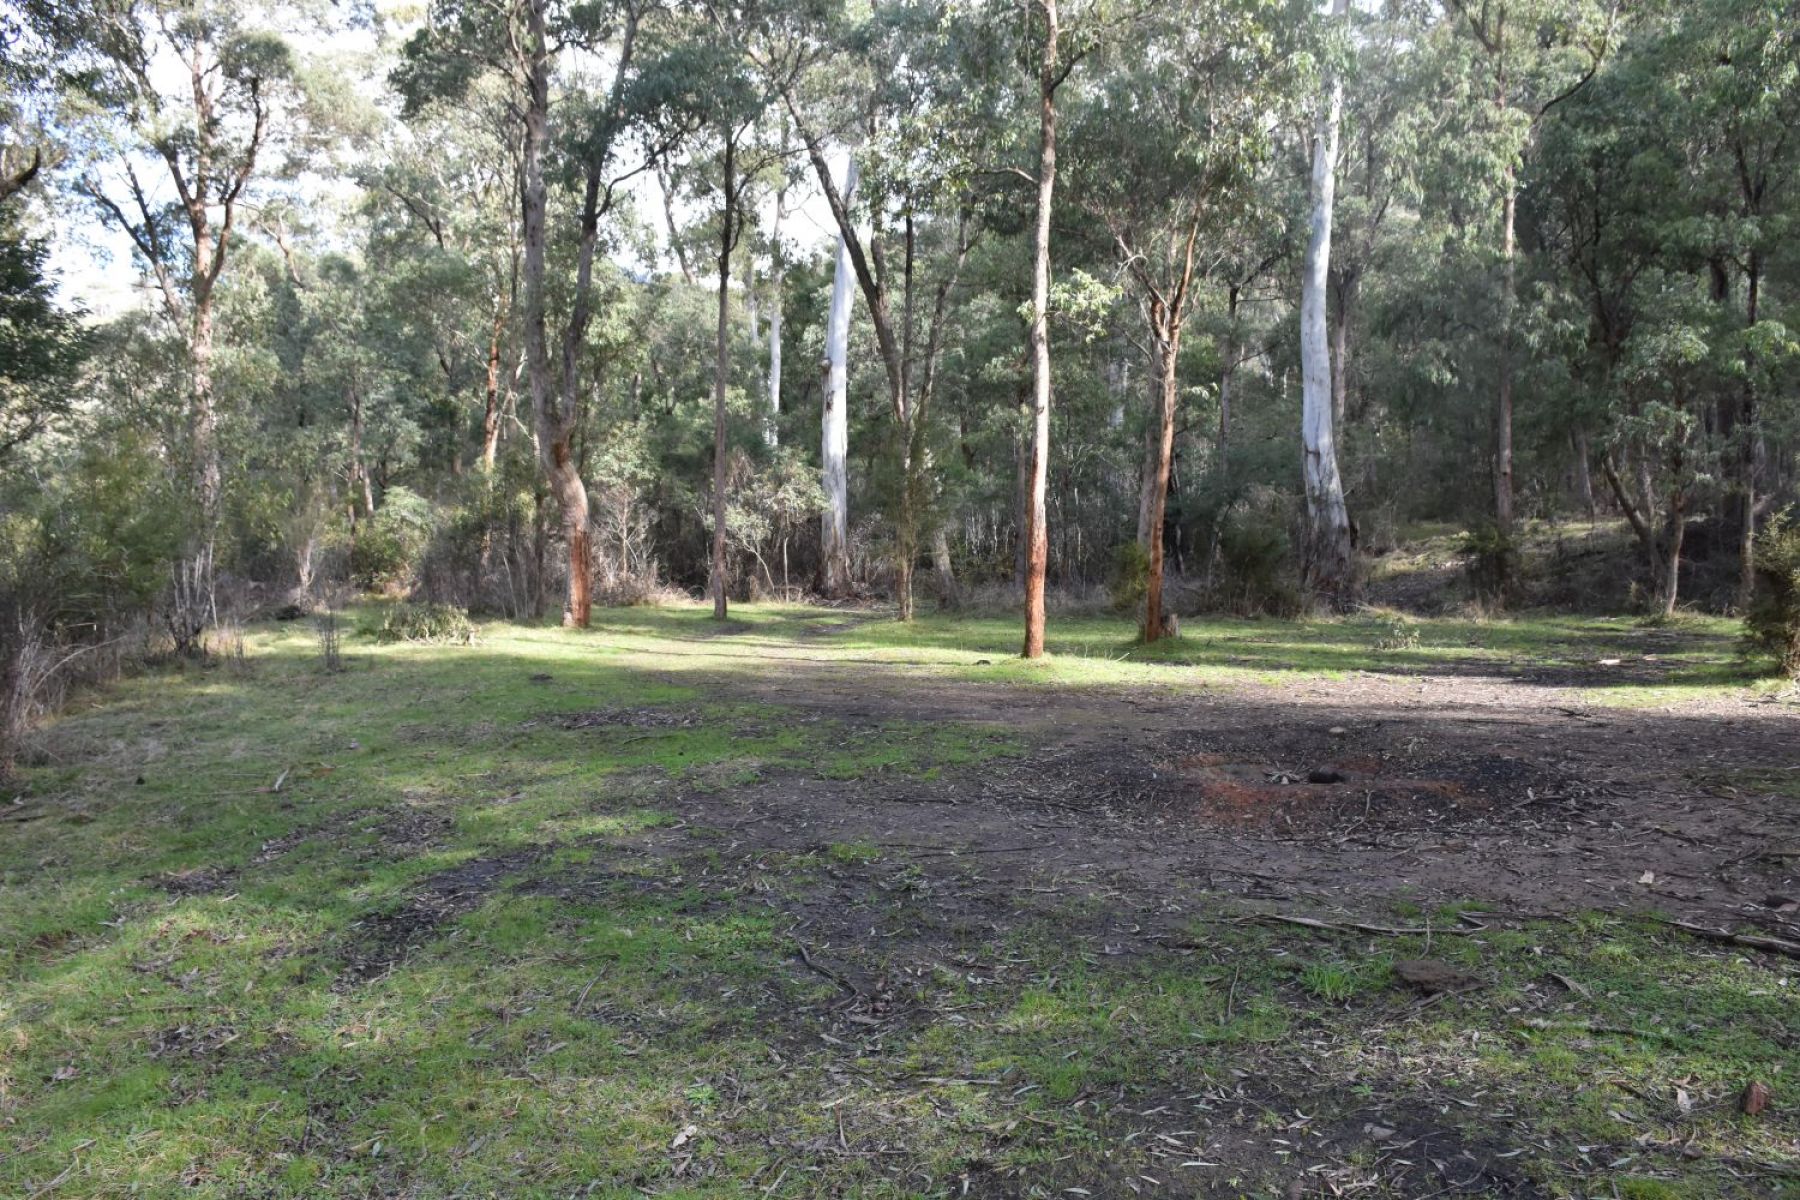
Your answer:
(497, 623), (1797, 1197)
(647, 629), (1798, 933)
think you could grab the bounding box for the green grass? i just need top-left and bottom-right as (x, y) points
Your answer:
(579, 600), (1780, 706)
(0, 605), (1793, 1197)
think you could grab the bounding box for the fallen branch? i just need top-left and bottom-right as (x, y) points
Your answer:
(1247, 914), (1474, 938)
(794, 941), (862, 996)
(882, 842), (1047, 858)
(1659, 919), (1800, 962)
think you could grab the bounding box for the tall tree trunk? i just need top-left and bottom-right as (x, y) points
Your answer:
(1142, 318), (1180, 642)
(896, 462), (917, 621)
(711, 136), (736, 621)
(819, 155), (857, 598)
(190, 296), (221, 531)
(1021, 0), (1060, 660)
(480, 296), (505, 472)
(765, 175), (785, 449)
(1495, 174), (1517, 532)
(1300, 0), (1354, 608)
(932, 527), (957, 608)
(1330, 268), (1354, 428)
(1571, 428), (1594, 519)
(1659, 490), (1686, 620)
(766, 287), (783, 449)
(348, 383), (374, 517)
(520, 0), (591, 628)
(1737, 258), (1762, 609)
(1135, 358), (1161, 552)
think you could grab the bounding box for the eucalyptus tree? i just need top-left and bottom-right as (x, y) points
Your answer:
(1013, 0), (1075, 655)
(1438, 0), (1618, 534)
(397, 0), (671, 627)
(362, 94), (523, 476)
(1642, 0), (1800, 603)
(1063, 0), (1302, 640)
(39, 0), (318, 643)
(819, 151), (856, 595)
(772, 2), (984, 620)
(665, 3), (797, 619)
(975, 0), (1135, 654)
(1299, 0), (1353, 605)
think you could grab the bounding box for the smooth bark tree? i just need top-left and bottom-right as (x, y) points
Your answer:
(698, 105), (785, 619)
(1300, 0), (1354, 607)
(819, 154), (857, 597)
(764, 152), (789, 449)
(1021, 0), (1066, 659)
(781, 34), (977, 621)
(709, 130), (741, 619)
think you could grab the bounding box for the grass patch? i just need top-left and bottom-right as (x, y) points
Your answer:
(0, 606), (1790, 1196)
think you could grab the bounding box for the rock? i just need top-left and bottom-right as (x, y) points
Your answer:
(1393, 959), (1476, 995)
(1741, 1081), (1772, 1116)
(1308, 768), (1347, 784)
(1328, 726), (1348, 737)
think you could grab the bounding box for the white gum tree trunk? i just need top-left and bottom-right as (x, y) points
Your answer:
(1300, 0), (1354, 608)
(819, 153), (858, 596)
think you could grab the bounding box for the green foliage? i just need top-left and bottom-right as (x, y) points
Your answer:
(350, 487), (436, 592)
(0, 215), (89, 462)
(360, 601), (476, 645)
(1744, 512), (1800, 677)
(1, 432), (185, 629)
(1459, 524), (1519, 604)
(1371, 611), (1422, 652)
(1215, 511), (1301, 617)
(1109, 540), (1148, 613)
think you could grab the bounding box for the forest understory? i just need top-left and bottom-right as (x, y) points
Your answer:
(2, 604), (1795, 1199)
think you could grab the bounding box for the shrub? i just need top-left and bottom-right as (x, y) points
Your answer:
(1215, 511), (1301, 617)
(361, 602), (476, 646)
(1370, 610), (1421, 651)
(1458, 523), (1518, 604)
(1110, 540), (1149, 613)
(1744, 512), (1800, 677)
(350, 487), (435, 592)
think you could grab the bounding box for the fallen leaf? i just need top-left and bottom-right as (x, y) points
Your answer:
(1741, 1081), (1772, 1116)
(1637, 870), (1655, 885)
(671, 1122), (699, 1150)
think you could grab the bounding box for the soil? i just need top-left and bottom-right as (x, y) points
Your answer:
(687, 636), (1798, 930)
(321, 617), (1799, 1195)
